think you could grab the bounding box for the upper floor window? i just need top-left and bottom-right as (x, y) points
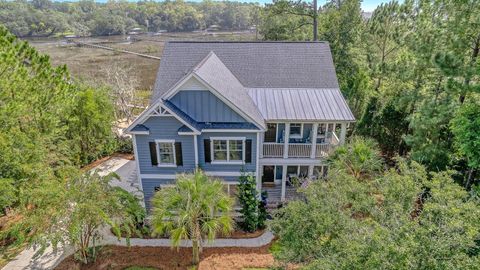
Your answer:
(289, 123), (303, 138)
(156, 139), (176, 167)
(211, 138), (245, 164)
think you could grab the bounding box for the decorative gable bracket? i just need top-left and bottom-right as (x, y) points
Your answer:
(150, 105), (172, 117)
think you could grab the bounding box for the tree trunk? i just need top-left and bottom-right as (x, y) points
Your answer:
(192, 239), (200, 265)
(313, 0), (318, 41)
(465, 168), (474, 189)
(460, 33), (480, 104)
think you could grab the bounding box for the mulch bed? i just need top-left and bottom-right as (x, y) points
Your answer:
(55, 243), (274, 270)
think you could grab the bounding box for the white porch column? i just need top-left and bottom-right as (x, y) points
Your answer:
(256, 133), (262, 195)
(310, 123), (318, 158)
(308, 165), (314, 178)
(340, 122), (347, 145)
(283, 123), (290, 158)
(281, 165), (287, 201)
(132, 135), (144, 207)
(194, 134), (199, 168)
(259, 131), (264, 159)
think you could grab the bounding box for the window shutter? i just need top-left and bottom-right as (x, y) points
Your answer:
(204, 139), (211, 163)
(245, 139), (252, 163)
(175, 142), (183, 166)
(149, 142), (158, 166)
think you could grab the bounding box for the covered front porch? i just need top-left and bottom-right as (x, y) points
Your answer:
(259, 164), (328, 205)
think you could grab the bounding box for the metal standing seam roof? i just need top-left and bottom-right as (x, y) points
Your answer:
(178, 123), (259, 133)
(131, 124), (149, 132)
(247, 88), (355, 121)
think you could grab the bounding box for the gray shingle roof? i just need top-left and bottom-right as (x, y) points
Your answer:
(153, 41), (340, 101)
(191, 52), (265, 129)
(152, 41), (354, 122)
(247, 88), (355, 121)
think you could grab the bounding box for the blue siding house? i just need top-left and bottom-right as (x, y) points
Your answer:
(126, 41), (355, 210)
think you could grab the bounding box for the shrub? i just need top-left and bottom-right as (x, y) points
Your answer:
(238, 172), (266, 232)
(0, 178), (16, 214)
(116, 136), (133, 154)
(114, 187), (146, 234)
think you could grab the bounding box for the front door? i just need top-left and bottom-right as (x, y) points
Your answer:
(262, 166), (275, 184)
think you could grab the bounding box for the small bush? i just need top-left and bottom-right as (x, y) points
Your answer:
(116, 136), (133, 154)
(0, 178), (16, 214)
(114, 187), (147, 235)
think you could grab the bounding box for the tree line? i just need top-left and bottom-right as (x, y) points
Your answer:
(260, 0), (480, 188)
(0, 24), (127, 258)
(0, 0), (260, 37)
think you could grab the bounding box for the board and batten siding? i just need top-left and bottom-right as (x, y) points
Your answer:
(170, 80), (247, 122)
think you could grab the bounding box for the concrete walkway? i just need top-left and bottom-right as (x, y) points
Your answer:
(101, 230), (275, 248)
(2, 157), (275, 270)
(3, 157), (134, 270)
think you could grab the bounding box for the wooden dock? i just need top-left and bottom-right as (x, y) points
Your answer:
(70, 40), (161, 60)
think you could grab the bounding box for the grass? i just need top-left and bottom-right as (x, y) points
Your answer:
(0, 244), (25, 269)
(26, 31), (256, 106)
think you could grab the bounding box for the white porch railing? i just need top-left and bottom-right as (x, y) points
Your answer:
(262, 131), (340, 159)
(263, 143), (284, 158)
(316, 144), (334, 158)
(288, 143), (312, 158)
(331, 132), (340, 145)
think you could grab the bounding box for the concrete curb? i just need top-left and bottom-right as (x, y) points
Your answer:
(101, 230), (275, 248)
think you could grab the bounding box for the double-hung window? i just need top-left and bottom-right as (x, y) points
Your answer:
(211, 138), (245, 164)
(156, 139), (176, 167)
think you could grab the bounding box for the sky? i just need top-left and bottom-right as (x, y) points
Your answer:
(360, 0), (390, 12)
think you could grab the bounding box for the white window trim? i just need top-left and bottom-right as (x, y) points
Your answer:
(289, 123), (303, 139)
(155, 139), (177, 167)
(210, 137), (246, 165)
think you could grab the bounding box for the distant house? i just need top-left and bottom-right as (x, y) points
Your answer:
(206, 25), (221, 31)
(126, 41), (355, 210)
(128, 27), (143, 35)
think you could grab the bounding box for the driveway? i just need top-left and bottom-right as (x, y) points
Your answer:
(2, 156), (141, 270)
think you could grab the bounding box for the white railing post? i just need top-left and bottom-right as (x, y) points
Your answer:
(283, 123), (290, 159)
(310, 123), (318, 158)
(281, 165), (287, 201)
(259, 132), (264, 158)
(340, 123), (347, 145)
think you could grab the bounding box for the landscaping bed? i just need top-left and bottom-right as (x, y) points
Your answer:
(55, 243), (274, 270)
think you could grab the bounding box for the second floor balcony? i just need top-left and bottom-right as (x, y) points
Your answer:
(261, 122), (345, 159)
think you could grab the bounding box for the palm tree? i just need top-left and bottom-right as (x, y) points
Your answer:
(151, 170), (234, 265)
